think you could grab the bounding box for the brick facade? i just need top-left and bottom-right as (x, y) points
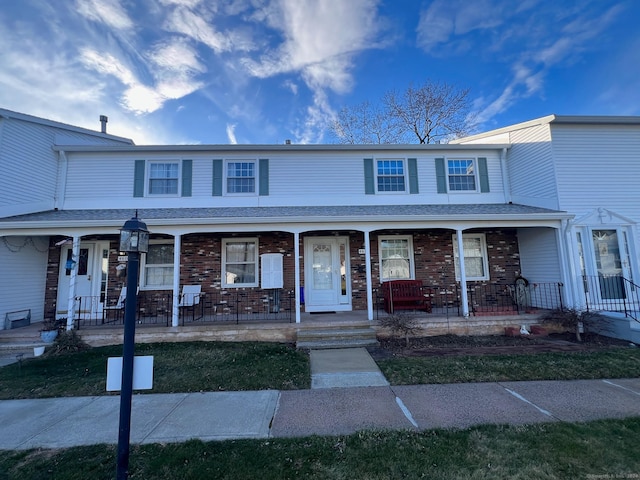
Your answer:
(45, 228), (521, 316)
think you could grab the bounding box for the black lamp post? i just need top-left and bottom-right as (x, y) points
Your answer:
(116, 213), (149, 480)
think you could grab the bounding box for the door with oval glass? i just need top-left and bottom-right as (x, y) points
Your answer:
(303, 236), (351, 312)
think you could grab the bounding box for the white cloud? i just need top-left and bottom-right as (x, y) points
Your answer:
(243, 0), (381, 93)
(163, 7), (233, 53)
(75, 0), (133, 31)
(226, 123), (238, 144)
(148, 39), (206, 73)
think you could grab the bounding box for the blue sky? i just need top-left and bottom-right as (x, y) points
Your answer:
(1, 0), (638, 145)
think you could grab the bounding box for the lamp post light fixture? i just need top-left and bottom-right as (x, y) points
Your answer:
(116, 213), (149, 480)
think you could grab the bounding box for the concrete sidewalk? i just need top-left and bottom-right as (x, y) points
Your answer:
(1, 378), (640, 450)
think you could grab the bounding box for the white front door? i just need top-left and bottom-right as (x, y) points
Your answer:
(56, 243), (109, 318)
(304, 236), (351, 312)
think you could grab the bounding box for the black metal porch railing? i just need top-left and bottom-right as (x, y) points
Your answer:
(375, 281), (564, 318)
(73, 289), (294, 329)
(467, 281), (564, 315)
(180, 289), (294, 325)
(582, 275), (640, 322)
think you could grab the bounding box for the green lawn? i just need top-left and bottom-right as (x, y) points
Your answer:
(0, 341), (310, 400)
(1, 418), (639, 479)
(2, 340), (640, 400)
(377, 348), (640, 385)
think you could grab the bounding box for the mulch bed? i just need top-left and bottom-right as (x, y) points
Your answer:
(367, 332), (631, 360)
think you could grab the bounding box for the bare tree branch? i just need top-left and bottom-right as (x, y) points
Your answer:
(330, 80), (476, 144)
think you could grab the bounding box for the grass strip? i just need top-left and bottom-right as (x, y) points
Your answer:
(0, 341), (310, 400)
(377, 347), (640, 385)
(1, 418), (639, 479)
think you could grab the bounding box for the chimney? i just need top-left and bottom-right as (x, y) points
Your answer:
(99, 115), (108, 134)
(285, 139), (291, 145)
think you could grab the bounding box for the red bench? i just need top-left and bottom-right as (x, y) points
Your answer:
(382, 280), (432, 313)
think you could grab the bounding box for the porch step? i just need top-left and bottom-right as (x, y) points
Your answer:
(296, 327), (379, 350)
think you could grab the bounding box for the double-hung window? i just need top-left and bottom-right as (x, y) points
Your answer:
(222, 238), (259, 287)
(376, 159), (406, 192)
(379, 235), (414, 282)
(447, 159), (476, 191)
(453, 233), (489, 281)
(149, 162), (179, 195)
(142, 242), (174, 289)
(227, 161), (256, 194)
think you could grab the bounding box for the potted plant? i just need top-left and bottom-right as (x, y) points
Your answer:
(40, 318), (62, 343)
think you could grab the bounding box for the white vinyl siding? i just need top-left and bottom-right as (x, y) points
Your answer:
(507, 124), (558, 209)
(60, 149), (507, 209)
(0, 236), (49, 329)
(517, 228), (561, 283)
(551, 124), (640, 218)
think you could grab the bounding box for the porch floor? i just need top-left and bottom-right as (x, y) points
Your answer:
(1, 310), (547, 348)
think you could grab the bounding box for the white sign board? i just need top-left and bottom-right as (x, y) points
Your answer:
(106, 356), (154, 391)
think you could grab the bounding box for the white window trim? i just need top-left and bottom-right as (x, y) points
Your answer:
(140, 240), (174, 290)
(447, 158), (479, 193)
(225, 159), (258, 196)
(146, 160), (181, 197)
(452, 233), (490, 281)
(375, 158), (407, 194)
(378, 235), (415, 282)
(222, 237), (259, 288)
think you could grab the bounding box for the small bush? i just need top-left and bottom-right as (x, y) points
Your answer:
(380, 313), (423, 346)
(46, 330), (91, 356)
(541, 308), (601, 342)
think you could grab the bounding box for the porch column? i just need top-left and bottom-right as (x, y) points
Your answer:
(294, 232), (301, 323)
(66, 236), (80, 330)
(456, 229), (470, 317)
(364, 230), (374, 321)
(171, 234), (181, 327)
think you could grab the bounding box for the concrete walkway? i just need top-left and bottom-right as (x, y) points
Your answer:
(1, 378), (640, 450)
(1, 346), (640, 450)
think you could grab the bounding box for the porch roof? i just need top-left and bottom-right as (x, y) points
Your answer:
(0, 204), (570, 232)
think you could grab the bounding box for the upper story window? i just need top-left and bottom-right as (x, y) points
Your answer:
(227, 161), (256, 194)
(149, 162), (179, 195)
(376, 159), (406, 192)
(447, 159), (476, 191)
(379, 235), (414, 282)
(141, 242), (174, 289)
(453, 233), (489, 281)
(222, 238), (259, 287)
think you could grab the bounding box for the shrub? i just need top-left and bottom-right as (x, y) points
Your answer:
(379, 313), (423, 347)
(46, 330), (91, 356)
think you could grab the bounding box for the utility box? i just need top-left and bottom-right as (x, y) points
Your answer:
(261, 253), (283, 289)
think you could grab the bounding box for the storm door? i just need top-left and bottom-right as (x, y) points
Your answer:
(303, 237), (351, 312)
(589, 229), (633, 306)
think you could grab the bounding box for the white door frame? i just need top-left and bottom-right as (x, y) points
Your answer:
(303, 236), (351, 312)
(56, 241), (110, 319)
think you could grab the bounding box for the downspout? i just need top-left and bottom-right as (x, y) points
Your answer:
(456, 229), (470, 317)
(364, 230), (373, 321)
(500, 147), (511, 203)
(171, 234), (182, 327)
(66, 235), (81, 330)
(294, 232), (301, 323)
(55, 150), (69, 210)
